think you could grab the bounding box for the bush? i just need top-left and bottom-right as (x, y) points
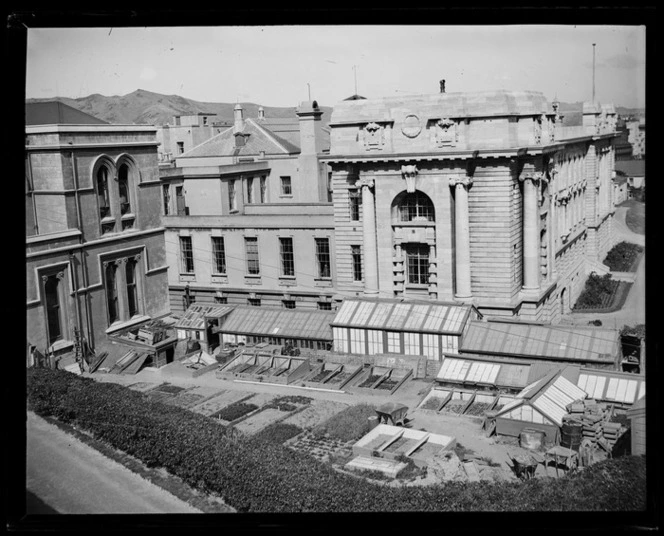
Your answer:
(27, 369), (647, 512)
(215, 402), (258, 422)
(251, 423), (303, 444)
(574, 272), (619, 310)
(263, 395), (312, 412)
(312, 403), (376, 442)
(604, 242), (643, 272)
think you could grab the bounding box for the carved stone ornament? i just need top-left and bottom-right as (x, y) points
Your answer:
(519, 171), (544, 185)
(355, 177), (375, 190)
(434, 118), (457, 147)
(401, 165), (419, 193)
(401, 114), (422, 138)
(534, 117), (543, 145)
(363, 122), (385, 150)
(448, 174), (473, 189)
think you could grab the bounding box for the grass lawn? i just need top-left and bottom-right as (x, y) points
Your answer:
(624, 199), (645, 235)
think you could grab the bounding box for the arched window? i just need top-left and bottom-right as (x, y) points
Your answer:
(398, 192), (435, 222)
(118, 164), (131, 215)
(97, 166), (111, 219)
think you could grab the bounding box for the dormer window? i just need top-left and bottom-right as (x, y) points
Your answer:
(234, 132), (246, 148)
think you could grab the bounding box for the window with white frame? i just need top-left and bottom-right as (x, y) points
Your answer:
(246, 177), (254, 204)
(229, 180), (237, 211)
(180, 236), (194, 273)
(367, 329), (384, 355)
(404, 332), (420, 356)
(315, 238), (331, 278)
(279, 237), (295, 277)
(280, 176), (292, 196)
(349, 328), (365, 354)
(260, 176), (267, 203)
(422, 333), (440, 360)
(333, 327), (348, 353)
(349, 189), (361, 221)
(211, 236), (226, 274)
(387, 331), (401, 353)
(245, 237), (260, 275)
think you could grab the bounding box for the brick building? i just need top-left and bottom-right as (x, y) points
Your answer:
(26, 102), (170, 356)
(162, 101), (336, 313)
(324, 90), (618, 322)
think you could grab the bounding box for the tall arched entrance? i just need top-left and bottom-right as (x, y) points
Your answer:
(391, 191), (436, 299)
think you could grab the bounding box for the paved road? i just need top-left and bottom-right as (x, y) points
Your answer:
(26, 412), (201, 514)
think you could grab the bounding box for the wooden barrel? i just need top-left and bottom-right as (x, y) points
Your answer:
(561, 421), (583, 451)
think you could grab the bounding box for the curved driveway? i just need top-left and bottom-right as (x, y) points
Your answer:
(26, 412), (201, 514)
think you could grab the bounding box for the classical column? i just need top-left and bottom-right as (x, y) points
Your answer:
(356, 177), (378, 295)
(520, 172), (542, 291)
(449, 175), (473, 299)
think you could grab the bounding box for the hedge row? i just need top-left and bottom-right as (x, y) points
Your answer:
(27, 369), (647, 512)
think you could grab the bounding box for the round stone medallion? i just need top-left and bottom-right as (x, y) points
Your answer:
(401, 114), (422, 138)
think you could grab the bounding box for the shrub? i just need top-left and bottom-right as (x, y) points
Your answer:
(312, 403), (376, 442)
(215, 402), (258, 422)
(251, 423), (303, 444)
(603, 242), (643, 272)
(27, 369), (647, 512)
(574, 272), (619, 310)
(263, 395), (312, 412)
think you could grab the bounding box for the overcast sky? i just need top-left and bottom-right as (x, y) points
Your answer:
(26, 25), (646, 108)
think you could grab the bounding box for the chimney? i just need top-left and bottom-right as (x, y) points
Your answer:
(439, 79), (446, 93)
(296, 99), (325, 200)
(296, 100), (323, 156)
(257, 106), (265, 121)
(234, 103), (244, 133)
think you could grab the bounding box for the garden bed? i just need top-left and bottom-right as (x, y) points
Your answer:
(573, 272), (628, 311)
(603, 242), (644, 272)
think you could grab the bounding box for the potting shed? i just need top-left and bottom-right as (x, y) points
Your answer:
(174, 304), (235, 351)
(460, 320), (621, 370)
(331, 298), (480, 360)
(490, 368), (588, 442)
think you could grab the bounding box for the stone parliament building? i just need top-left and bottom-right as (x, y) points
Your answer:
(324, 90), (617, 323)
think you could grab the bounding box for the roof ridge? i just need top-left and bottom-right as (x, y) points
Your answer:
(246, 118), (293, 154)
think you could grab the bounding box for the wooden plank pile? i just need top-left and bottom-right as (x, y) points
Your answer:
(565, 399), (628, 455)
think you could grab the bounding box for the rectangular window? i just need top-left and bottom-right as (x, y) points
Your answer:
(351, 245), (363, 281)
(176, 186), (187, 216)
(315, 238), (331, 278)
(367, 329), (384, 355)
(349, 328), (366, 354)
(177, 141), (184, 154)
(405, 244), (430, 285)
(260, 176), (267, 203)
(333, 327), (348, 353)
(317, 302), (332, 311)
(281, 176), (292, 196)
(211, 237), (226, 274)
(245, 237), (260, 275)
(279, 237), (295, 277)
(229, 180), (237, 211)
(44, 274), (62, 345)
(423, 334), (440, 360)
(327, 172), (333, 203)
(248, 298), (261, 307)
(349, 189), (361, 221)
(246, 177), (254, 204)
(283, 300), (296, 309)
(387, 331), (401, 354)
(180, 236), (194, 273)
(126, 258), (139, 318)
(162, 184), (170, 215)
(105, 263), (119, 324)
(404, 332), (421, 356)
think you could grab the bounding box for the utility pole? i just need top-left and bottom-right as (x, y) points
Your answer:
(592, 43), (596, 103)
(353, 65), (358, 95)
(307, 82), (311, 101)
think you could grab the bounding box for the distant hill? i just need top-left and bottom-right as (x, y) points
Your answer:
(26, 89), (334, 127)
(25, 90), (643, 128)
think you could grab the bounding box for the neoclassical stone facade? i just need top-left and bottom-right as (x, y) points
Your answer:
(324, 90), (617, 322)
